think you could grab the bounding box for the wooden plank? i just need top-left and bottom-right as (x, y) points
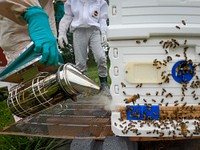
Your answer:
(129, 136), (200, 141)
(160, 106), (200, 119)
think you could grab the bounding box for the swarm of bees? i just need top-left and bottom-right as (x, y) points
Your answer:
(115, 111), (200, 137)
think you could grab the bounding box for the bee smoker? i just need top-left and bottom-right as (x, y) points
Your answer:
(7, 63), (100, 118)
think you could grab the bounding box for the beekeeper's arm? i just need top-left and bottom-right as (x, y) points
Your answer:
(0, 0), (63, 66)
(55, 0), (66, 24)
(57, 0), (73, 48)
(99, 0), (108, 46)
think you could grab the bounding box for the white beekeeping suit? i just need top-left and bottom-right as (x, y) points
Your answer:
(58, 0), (110, 96)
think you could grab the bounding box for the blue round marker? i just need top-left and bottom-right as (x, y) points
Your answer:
(172, 60), (195, 84)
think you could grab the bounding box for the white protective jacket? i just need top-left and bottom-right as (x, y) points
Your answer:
(0, 0), (57, 62)
(59, 0), (108, 35)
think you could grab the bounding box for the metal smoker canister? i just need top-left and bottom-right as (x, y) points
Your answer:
(7, 63), (100, 118)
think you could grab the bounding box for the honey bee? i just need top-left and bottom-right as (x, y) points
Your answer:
(159, 132), (165, 137)
(143, 39), (147, 43)
(182, 20), (186, 25)
(175, 54), (180, 57)
(137, 133), (141, 135)
(153, 63), (158, 66)
(147, 105), (152, 111)
(127, 105), (133, 111)
(136, 40), (141, 44)
(153, 59), (158, 63)
(184, 46), (189, 51)
(176, 25), (181, 29)
(174, 100), (178, 103)
(171, 38), (176, 42)
(118, 118), (123, 122)
(174, 103), (179, 106)
(184, 40), (187, 45)
(161, 71), (165, 77)
(166, 44), (170, 49)
(146, 131), (152, 134)
(146, 93), (151, 96)
(139, 83), (143, 88)
(152, 99), (156, 103)
(156, 91), (159, 96)
(135, 113), (140, 118)
(159, 40), (164, 44)
(196, 75), (199, 80)
(180, 122), (187, 137)
(122, 121), (127, 125)
(121, 82), (126, 88)
(124, 94), (139, 104)
(182, 102), (187, 107)
(114, 122), (117, 126)
(122, 130), (126, 134)
(163, 60), (167, 64)
(123, 91), (126, 95)
(167, 56), (172, 62)
(162, 76), (166, 80)
(162, 88), (166, 92)
(166, 93), (173, 98)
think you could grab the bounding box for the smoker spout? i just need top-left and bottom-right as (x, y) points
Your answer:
(57, 63), (100, 96)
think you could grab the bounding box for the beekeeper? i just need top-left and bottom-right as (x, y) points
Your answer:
(58, 0), (110, 95)
(0, 0), (64, 66)
(0, 0), (65, 122)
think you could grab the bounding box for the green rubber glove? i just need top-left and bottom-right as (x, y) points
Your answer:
(55, 1), (65, 24)
(24, 6), (63, 66)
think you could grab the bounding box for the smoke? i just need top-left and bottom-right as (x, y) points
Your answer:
(87, 94), (115, 111)
(77, 94), (114, 111)
(93, 95), (112, 111)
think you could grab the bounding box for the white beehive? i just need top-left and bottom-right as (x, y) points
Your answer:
(108, 0), (200, 138)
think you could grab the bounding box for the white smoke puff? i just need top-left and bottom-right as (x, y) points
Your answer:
(77, 94), (114, 111)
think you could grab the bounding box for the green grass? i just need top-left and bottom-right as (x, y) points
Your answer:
(0, 136), (71, 150)
(86, 55), (111, 85)
(0, 101), (14, 129)
(0, 58), (110, 149)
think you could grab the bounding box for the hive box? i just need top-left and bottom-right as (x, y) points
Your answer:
(108, 0), (200, 138)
